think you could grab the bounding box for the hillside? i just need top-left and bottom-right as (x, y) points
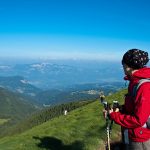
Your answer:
(0, 87), (38, 136)
(0, 89), (127, 150)
(0, 75), (124, 106)
(0, 87), (37, 119)
(4, 100), (94, 137)
(35, 81), (124, 105)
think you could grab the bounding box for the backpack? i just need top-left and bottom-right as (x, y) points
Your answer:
(132, 79), (150, 129)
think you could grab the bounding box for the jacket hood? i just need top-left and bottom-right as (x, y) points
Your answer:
(124, 67), (150, 81)
(132, 67), (150, 79)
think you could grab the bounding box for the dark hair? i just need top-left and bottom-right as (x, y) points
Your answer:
(122, 49), (149, 69)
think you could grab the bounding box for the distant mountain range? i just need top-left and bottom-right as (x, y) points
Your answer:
(0, 61), (125, 106)
(35, 81), (125, 105)
(0, 75), (125, 106)
(0, 76), (41, 97)
(0, 61), (124, 90)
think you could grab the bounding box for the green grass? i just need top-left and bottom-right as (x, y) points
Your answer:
(0, 89), (126, 150)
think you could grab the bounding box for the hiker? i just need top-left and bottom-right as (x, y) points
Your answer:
(64, 110), (67, 115)
(108, 49), (150, 150)
(99, 91), (105, 103)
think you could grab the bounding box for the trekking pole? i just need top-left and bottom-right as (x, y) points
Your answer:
(103, 101), (112, 150)
(102, 100), (119, 150)
(99, 91), (114, 150)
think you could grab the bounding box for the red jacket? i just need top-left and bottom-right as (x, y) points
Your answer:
(110, 67), (150, 142)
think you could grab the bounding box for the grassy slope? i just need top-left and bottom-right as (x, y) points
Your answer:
(0, 89), (127, 150)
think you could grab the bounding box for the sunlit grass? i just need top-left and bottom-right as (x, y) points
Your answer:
(0, 89), (126, 150)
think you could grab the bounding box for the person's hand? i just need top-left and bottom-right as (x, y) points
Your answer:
(111, 107), (120, 113)
(114, 108), (119, 112)
(103, 107), (119, 119)
(109, 108), (113, 114)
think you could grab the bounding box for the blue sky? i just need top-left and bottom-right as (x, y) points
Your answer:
(0, 0), (150, 60)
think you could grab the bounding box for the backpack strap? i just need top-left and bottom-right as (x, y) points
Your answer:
(132, 79), (150, 97)
(132, 78), (150, 128)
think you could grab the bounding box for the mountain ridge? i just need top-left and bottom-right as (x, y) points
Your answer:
(0, 75), (42, 97)
(0, 75), (124, 106)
